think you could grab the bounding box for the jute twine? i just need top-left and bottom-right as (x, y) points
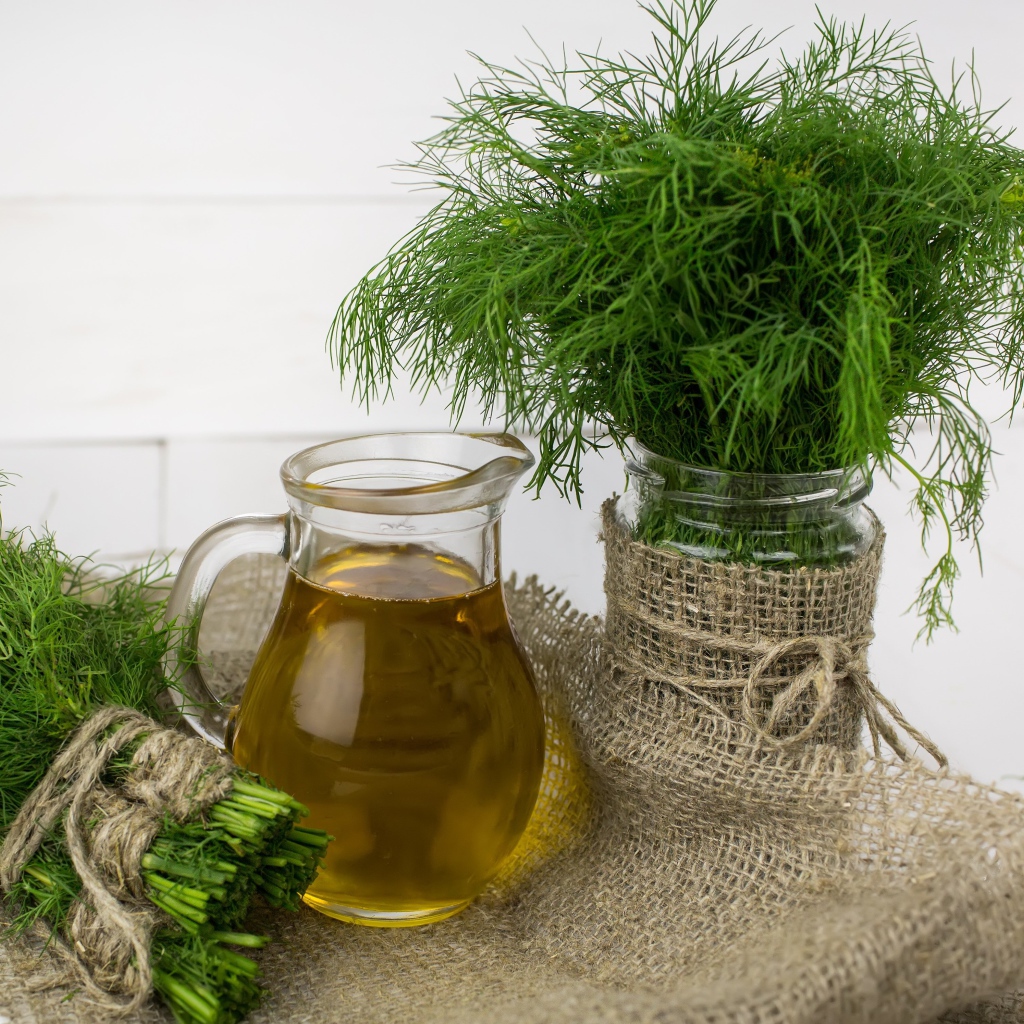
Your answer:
(5, 523), (1024, 1023)
(0, 706), (233, 1015)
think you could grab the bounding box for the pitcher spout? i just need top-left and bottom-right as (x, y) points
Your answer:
(281, 431), (534, 516)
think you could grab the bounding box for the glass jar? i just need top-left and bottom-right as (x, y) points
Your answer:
(618, 441), (878, 567)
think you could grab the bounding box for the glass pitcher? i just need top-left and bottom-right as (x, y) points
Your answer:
(165, 432), (545, 927)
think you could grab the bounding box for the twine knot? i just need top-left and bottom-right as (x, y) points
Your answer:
(0, 705), (233, 1014)
(741, 634), (947, 767)
(605, 594), (945, 766)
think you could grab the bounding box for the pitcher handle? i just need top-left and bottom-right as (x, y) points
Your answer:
(164, 513), (289, 748)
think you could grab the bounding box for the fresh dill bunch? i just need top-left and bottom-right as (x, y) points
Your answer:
(0, 500), (329, 1023)
(329, 0), (1024, 636)
(0, 529), (170, 828)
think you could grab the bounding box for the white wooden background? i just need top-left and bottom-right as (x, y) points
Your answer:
(0, 0), (1022, 788)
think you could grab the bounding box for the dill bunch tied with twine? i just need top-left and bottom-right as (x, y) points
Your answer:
(330, 0), (1024, 634)
(0, 481), (330, 1024)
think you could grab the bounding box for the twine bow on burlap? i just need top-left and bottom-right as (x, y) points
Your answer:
(739, 632), (947, 766)
(0, 705), (233, 1014)
(607, 611), (947, 768)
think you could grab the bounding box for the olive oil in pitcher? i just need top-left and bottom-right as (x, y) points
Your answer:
(230, 544), (545, 926)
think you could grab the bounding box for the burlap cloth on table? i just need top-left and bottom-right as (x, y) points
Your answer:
(3, 504), (1024, 1024)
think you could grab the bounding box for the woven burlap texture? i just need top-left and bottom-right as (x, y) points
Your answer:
(3, 522), (1024, 1024)
(601, 499), (945, 765)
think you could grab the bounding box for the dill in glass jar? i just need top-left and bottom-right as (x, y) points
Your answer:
(619, 441), (878, 568)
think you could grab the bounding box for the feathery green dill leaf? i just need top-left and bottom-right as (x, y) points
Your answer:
(329, 0), (1024, 636)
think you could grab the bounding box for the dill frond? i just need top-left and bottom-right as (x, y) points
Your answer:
(329, 0), (1024, 636)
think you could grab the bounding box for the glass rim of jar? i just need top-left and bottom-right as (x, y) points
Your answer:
(280, 431), (535, 515)
(625, 439), (872, 509)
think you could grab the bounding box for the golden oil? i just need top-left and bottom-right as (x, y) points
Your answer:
(230, 544), (545, 926)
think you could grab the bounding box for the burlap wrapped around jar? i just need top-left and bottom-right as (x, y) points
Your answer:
(602, 498), (943, 761)
(3, 507), (1024, 1024)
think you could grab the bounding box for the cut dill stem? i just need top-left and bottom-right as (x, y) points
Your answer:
(210, 932), (270, 949)
(152, 933), (264, 1024)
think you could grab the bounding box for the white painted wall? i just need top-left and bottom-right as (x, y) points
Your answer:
(0, 0), (1022, 787)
